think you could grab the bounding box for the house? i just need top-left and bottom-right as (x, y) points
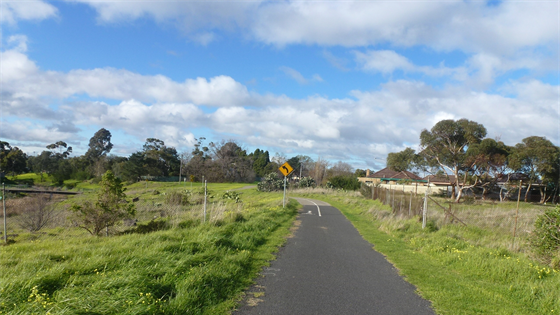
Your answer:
(358, 167), (425, 186)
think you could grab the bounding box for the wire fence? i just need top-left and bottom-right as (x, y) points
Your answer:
(0, 187), (242, 241)
(359, 183), (538, 247)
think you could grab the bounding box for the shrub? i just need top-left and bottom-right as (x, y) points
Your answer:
(166, 191), (189, 206)
(222, 191), (242, 203)
(298, 176), (316, 188)
(257, 173), (285, 192)
(71, 171), (135, 236)
(326, 175), (361, 190)
(19, 194), (57, 232)
(530, 205), (560, 265)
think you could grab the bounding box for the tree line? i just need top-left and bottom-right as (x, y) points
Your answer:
(386, 119), (560, 203)
(0, 128), (365, 189)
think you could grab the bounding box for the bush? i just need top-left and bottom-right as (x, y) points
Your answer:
(531, 205), (560, 265)
(166, 191), (189, 206)
(257, 173), (285, 192)
(326, 175), (361, 190)
(19, 195), (57, 232)
(298, 176), (316, 188)
(71, 171), (135, 236)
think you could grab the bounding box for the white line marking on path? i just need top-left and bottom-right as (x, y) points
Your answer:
(305, 199), (322, 217)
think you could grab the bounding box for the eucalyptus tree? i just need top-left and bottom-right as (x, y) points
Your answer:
(0, 141), (27, 178)
(509, 136), (559, 203)
(419, 118), (487, 202)
(465, 138), (510, 200)
(85, 128), (113, 177)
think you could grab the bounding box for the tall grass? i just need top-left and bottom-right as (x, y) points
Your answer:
(0, 184), (298, 314)
(292, 189), (560, 314)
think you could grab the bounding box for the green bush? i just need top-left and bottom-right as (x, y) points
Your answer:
(298, 176), (316, 188)
(326, 175), (361, 190)
(531, 205), (560, 265)
(257, 173), (285, 192)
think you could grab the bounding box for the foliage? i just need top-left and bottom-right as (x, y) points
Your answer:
(298, 176), (316, 188)
(0, 185), (298, 315)
(420, 118), (487, 202)
(387, 147), (423, 172)
(18, 195), (57, 232)
(0, 141), (28, 177)
(85, 128), (113, 162)
(326, 174), (361, 190)
(509, 136), (559, 203)
(222, 190), (242, 203)
(257, 172), (285, 192)
(71, 170), (136, 236)
(165, 191), (190, 206)
(531, 205), (560, 266)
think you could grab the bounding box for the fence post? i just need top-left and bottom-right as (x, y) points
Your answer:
(409, 191), (412, 216)
(3, 183), (6, 243)
(512, 180), (522, 247)
(422, 179), (430, 229)
(203, 180), (207, 223)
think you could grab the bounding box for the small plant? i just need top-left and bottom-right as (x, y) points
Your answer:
(298, 176), (316, 188)
(530, 205), (560, 265)
(166, 191), (189, 206)
(222, 191), (242, 203)
(19, 194), (57, 232)
(71, 170), (136, 236)
(257, 173), (285, 192)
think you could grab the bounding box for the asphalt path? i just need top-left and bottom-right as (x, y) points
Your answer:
(235, 198), (435, 315)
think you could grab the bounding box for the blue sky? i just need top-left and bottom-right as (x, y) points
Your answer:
(1, 0), (558, 170)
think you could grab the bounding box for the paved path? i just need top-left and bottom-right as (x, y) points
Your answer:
(235, 197), (435, 315)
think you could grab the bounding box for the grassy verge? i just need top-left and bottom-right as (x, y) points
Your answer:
(0, 185), (298, 315)
(291, 189), (560, 315)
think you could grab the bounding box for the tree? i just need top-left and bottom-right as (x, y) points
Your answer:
(19, 194), (56, 232)
(327, 174), (361, 190)
(0, 141), (27, 177)
(209, 140), (254, 182)
(420, 119), (487, 202)
(387, 148), (421, 172)
(328, 161), (353, 178)
(85, 128), (113, 177)
(509, 136), (559, 203)
(142, 138), (180, 176)
(28, 141), (73, 185)
(251, 149), (272, 178)
(465, 138), (510, 200)
(354, 169), (367, 177)
(71, 170), (135, 236)
(85, 128), (113, 161)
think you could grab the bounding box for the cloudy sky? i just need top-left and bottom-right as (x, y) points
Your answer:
(1, 0), (558, 170)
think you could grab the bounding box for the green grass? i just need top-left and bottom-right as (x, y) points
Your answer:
(0, 183), (298, 315)
(292, 189), (560, 315)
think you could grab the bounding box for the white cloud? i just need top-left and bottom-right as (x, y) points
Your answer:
(71, 1), (557, 55)
(279, 66), (324, 85)
(2, 48), (557, 163)
(0, 48), (255, 108)
(354, 50), (415, 74)
(0, 1), (58, 25)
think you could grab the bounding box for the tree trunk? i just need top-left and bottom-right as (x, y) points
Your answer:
(539, 186), (546, 204)
(524, 182), (532, 202)
(455, 184), (463, 203)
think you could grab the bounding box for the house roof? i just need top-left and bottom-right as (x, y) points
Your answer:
(367, 167), (423, 181)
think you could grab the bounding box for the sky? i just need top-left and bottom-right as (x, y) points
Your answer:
(0, 0), (559, 171)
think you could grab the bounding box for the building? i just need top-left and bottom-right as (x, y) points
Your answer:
(358, 167), (425, 185)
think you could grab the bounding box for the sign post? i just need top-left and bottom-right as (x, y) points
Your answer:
(279, 162), (294, 208)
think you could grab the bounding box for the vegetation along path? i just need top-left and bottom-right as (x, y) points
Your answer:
(235, 198), (434, 315)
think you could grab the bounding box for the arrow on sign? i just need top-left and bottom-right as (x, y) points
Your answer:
(279, 162), (294, 176)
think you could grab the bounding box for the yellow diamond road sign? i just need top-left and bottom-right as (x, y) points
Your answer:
(279, 162), (294, 177)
